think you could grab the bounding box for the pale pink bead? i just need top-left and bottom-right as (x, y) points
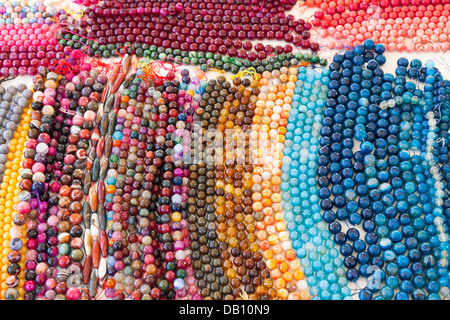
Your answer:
(26, 250), (37, 262)
(373, 30), (381, 37)
(4, 35), (11, 41)
(375, 24), (383, 31)
(355, 34), (364, 41)
(1, 30), (7, 36)
(411, 23), (419, 30)
(415, 44), (424, 51)
(432, 44), (440, 52)
(378, 18), (386, 25)
(47, 215), (59, 227)
(364, 32), (372, 39)
(118, 109), (127, 117)
(381, 30), (389, 37)
(347, 35), (356, 42)
(20, 34), (28, 40)
(328, 40), (336, 49)
(336, 25), (344, 32)
(23, 39), (31, 46)
(354, 22), (361, 29)
(342, 29), (350, 37)
(390, 30), (398, 37)
(344, 23), (352, 30)
(41, 24), (50, 31)
(29, 34), (36, 40)
(112, 231), (123, 241)
(425, 29), (433, 36)
(416, 29), (425, 37)
(422, 17), (430, 24)
(407, 29), (416, 38)
(10, 225), (23, 238)
(350, 28), (358, 35)
(334, 31), (343, 39)
(387, 18), (395, 25)
(36, 262), (48, 274)
(385, 24), (392, 31)
(442, 43), (450, 51)
(439, 34), (448, 42)
(45, 31), (53, 38)
(379, 36), (388, 43)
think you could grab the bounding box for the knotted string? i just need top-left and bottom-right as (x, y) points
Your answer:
(230, 67), (257, 80)
(138, 59), (178, 82)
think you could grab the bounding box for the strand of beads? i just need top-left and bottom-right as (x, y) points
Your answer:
(170, 71), (199, 300)
(253, 67), (307, 300)
(59, 38), (328, 73)
(20, 69), (60, 300)
(281, 65), (352, 300)
(105, 77), (146, 300)
(1, 88), (32, 300)
(216, 75), (270, 300)
(421, 60), (450, 299)
(0, 84), (32, 183)
(190, 77), (225, 300)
